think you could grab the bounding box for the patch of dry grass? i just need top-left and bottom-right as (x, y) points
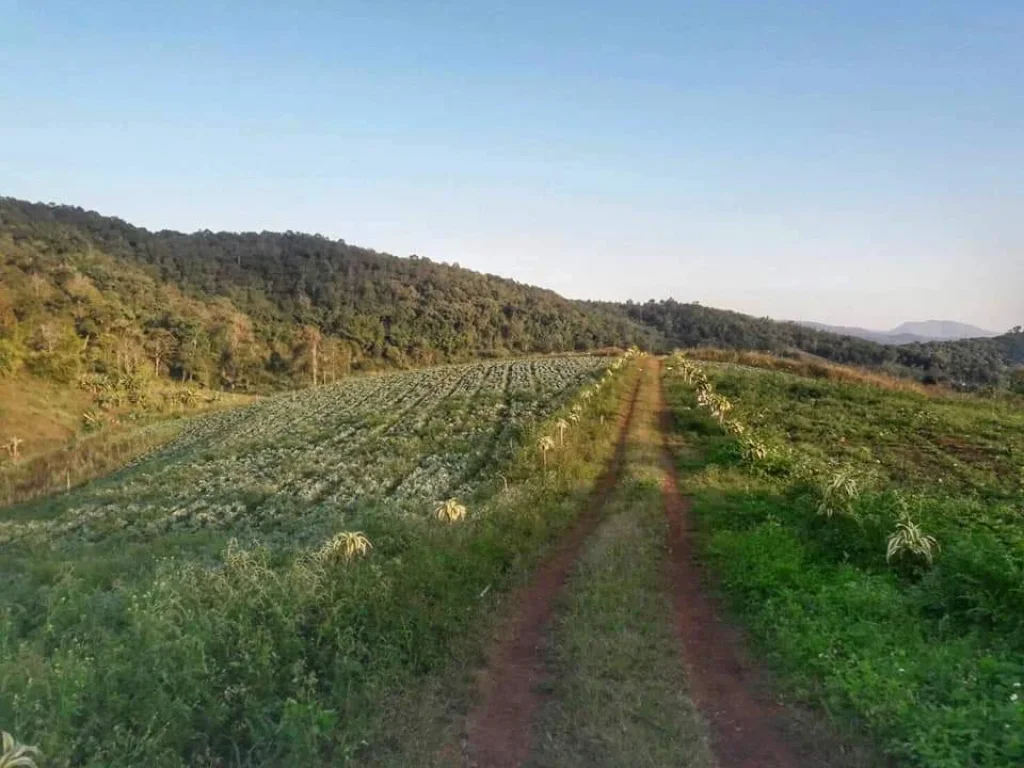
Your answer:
(0, 376), (254, 508)
(677, 348), (932, 395)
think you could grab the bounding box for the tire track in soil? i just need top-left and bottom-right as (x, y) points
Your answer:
(460, 368), (644, 768)
(653, 358), (803, 768)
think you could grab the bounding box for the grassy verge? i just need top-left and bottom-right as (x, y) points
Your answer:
(0, 376), (254, 508)
(663, 358), (1024, 767)
(0, 421), (183, 506)
(0, 362), (640, 766)
(531, 363), (714, 768)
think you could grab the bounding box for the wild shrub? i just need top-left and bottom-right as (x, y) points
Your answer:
(915, 534), (1024, 639)
(739, 436), (768, 464)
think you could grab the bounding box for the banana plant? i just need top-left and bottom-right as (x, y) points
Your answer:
(1, 732), (41, 768)
(434, 498), (467, 523)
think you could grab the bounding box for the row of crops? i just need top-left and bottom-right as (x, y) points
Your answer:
(1, 356), (611, 553)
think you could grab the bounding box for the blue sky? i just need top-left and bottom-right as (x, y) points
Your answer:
(2, 1), (1021, 330)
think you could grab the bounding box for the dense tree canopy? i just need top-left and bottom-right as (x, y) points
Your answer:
(0, 198), (653, 390)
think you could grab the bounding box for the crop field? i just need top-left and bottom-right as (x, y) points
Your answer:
(2, 356), (607, 554)
(664, 354), (1024, 766)
(0, 354), (636, 766)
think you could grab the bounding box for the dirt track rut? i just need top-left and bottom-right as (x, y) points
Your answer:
(655, 358), (804, 768)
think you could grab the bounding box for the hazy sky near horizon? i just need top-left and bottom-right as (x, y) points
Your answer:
(2, 1), (1021, 331)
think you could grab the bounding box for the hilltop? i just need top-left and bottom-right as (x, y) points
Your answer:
(891, 319), (1000, 340)
(797, 319), (1001, 345)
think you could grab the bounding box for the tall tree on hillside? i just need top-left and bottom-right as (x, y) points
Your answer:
(27, 320), (84, 382)
(0, 288), (16, 337)
(145, 329), (177, 378)
(319, 336), (351, 384)
(174, 322), (212, 385)
(1010, 368), (1024, 395)
(296, 325), (323, 386)
(111, 322), (146, 377)
(211, 302), (259, 390)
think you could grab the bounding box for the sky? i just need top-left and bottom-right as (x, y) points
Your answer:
(1, 1), (1021, 331)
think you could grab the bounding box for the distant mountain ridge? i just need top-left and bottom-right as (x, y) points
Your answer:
(796, 320), (1000, 346)
(890, 320), (1000, 340)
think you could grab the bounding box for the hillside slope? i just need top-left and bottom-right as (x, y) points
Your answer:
(1, 197), (1020, 391)
(0, 198), (656, 390)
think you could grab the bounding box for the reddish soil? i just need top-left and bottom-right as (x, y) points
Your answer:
(461, 371), (643, 768)
(935, 434), (991, 463)
(654, 359), (804, 768)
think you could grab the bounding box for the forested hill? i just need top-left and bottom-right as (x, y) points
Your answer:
(612, 300), (1023, 387)
(1, 197), (1020, 392)
(0, 198), (655, 390)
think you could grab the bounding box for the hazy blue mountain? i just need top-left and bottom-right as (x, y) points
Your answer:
(890, 320), (1000, 341)
(795, 322), (915, 345)
(796, 320), (1000, 345)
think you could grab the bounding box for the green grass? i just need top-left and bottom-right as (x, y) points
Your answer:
(531, 367), (714, 768)
(664, 356), (1024, 767)
(0, 357), (639, 766)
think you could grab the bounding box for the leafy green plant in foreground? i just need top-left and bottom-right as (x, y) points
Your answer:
(817, 470), (862, 519)
(0, 732), (40, 768)
(315, 531), (373, 562)
(537, 434), (556, 467)
(434, 497), (467, 523)
(886, 515), (939, 567)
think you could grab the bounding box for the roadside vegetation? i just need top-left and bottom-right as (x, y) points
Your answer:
(0, 354), (640, 766)
(664, 352), (1024, 766)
